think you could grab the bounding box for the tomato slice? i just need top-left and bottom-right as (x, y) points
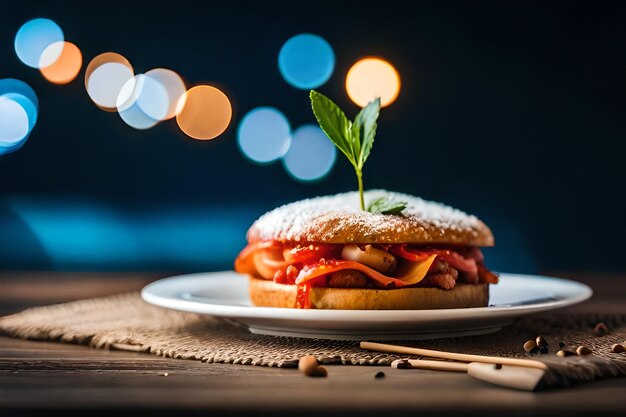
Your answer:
(283, 243), (340, 265)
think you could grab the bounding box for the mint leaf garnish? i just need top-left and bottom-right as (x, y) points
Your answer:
(310, 90), (382, 211)
(367, 197), (407, 215)
(352, 98), (379, 167)
(310, 90), (356, 167)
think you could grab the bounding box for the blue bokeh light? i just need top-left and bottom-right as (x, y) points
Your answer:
(2, 198), (254, 270)
(238, 107), (291, 164)
(0, 78), (39, 111)
(14, 18), (64, 68)
(0, 79), (38, 155)
(278, 33), (335, 89)
(282, 124), (336, 181)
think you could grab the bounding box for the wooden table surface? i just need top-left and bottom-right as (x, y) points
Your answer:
(1, 272), (625, 417)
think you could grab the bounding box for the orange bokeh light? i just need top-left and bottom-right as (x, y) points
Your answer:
(40, 42), (82, 84)
(84, 52), (134, 112)
(84, 52), (132, 85)
(176, 85), (232, 140)
(345, 57), (401, 107)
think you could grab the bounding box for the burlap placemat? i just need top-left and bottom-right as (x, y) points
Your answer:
(1, 292), (625, 371)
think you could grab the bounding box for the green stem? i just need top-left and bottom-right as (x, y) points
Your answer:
(356, 169), (365, 211)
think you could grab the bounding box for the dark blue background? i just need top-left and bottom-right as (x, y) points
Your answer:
(1, 1), (625, 273)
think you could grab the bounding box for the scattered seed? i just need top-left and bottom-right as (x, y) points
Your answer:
(557, 349), (575, 357)
(536, 335), (548, 347)
(558, 341), (566, 349)
(576, 346), (592, 356)
(539, 345), (549, 354)
(594, 322), (609, 336)
(310, 366), (328, 377)
(523, 339), (538, 353)
(299, 355), (326, 377)
(299, 355), (318, 374)
(611, 344), (625, 353)
(375, 371), (386, 379)
(494, 363), (503, 370)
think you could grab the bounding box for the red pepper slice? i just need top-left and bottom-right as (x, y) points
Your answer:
(389, 245), (432, 262)
(391, 245), (478, 276)
(477, 264), (499, 284)
(234, 241), (281, 274)
(295, 282), (312, 309)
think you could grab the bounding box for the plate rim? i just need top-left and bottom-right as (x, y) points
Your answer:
(141, 271), (593, 321)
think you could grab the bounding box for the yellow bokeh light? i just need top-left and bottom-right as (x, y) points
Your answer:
(345, 57), (401, 107)
(176, 85), (232, 140)
(40, 42), (83, 85)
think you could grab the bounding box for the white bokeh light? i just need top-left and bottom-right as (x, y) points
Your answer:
(142, 68), (186, 121)
(38, 41), (65, 69)
(86, 62), (134, 110)
(0, 97), (30, 146)
(116, 75), (166, 130)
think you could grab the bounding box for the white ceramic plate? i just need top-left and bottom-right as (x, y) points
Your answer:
(141, 272), (592, 340)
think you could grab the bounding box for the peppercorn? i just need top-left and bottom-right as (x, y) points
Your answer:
(557, 349), (575, 357)
(536, 335), (548, 347)
(523, 339), (538, 353)
(611, 344), (625, 353)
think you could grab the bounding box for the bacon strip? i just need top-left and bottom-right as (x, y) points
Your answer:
(295, 255), (437, 288)
(296, 260), (402, 288)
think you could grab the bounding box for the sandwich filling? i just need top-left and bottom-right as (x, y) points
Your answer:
(235, 242), (498, 308)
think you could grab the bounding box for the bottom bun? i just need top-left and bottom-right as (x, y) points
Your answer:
(248, 277), (489, 310)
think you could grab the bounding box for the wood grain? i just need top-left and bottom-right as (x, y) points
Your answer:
(1, 272), (625, 416)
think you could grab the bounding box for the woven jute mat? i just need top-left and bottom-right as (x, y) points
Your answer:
(1, 292), (625, 387)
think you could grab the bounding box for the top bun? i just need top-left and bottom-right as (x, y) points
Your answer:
(247, 190), (494, 247)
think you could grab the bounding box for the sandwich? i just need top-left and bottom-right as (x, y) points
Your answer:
(235, 190), (498, 309)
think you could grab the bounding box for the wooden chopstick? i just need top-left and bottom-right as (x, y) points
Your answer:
(361, 341), (548, 371)
(392, 359), (469, 372)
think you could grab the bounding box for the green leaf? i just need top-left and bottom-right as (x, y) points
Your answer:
(352, 98), (380, 168)
(367, 197), (408, 215)
(309, 91), (356, 167)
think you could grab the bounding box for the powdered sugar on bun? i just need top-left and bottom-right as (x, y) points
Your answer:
(247, 190), (494, 247)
